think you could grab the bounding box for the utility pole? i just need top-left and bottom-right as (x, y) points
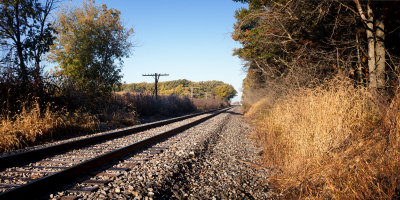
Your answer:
(188, 86), (200, 99)
(183, 86), (199, 98)
(205, 92), (210, 99)
(142, 73), (169, 100)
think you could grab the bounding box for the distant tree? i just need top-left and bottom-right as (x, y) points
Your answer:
(50, 0), (133, 103)
(213, 84), (237, 100)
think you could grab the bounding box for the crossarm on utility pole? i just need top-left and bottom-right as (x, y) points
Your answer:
(142, 73), (169, 100)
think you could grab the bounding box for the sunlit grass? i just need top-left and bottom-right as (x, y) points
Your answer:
(0, 101), (98, 153)
(246, 79), (400, 199)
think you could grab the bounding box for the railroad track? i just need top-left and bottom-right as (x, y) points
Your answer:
(0, 107), (230, 199)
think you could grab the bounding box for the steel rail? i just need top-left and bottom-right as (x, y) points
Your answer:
(0, 107), (230, 200)
(0, 108), (225, 171)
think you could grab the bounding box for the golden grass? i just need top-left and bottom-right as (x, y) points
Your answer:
(0, 102), (98, 153)
(246, 79), (400, 199)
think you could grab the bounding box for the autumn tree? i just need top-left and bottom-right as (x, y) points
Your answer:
(50, 0), (133, 104)
(213, 84), (237, 100)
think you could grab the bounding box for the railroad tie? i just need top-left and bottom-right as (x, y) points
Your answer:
(82, 179), (110, 186)
(67, 186), (99, 193)
(0, 176), (34, 182)
(60, 195), (78, 200)
(96, 172), (122, 178)
(121, 162), (141, 168)
(0, 183), (19, 189)
(107, 168), (130, 172)
(128, 158), (149, 162)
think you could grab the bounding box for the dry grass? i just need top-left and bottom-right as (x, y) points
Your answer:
(246, 79), (400, 199)
(0, 102), (98, 153)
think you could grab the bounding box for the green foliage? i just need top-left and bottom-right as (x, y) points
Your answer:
(50, 0), (133, 103)
(119, 79), (237, 101)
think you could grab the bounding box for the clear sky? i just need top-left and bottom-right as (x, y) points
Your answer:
(64, 0), (246, 102)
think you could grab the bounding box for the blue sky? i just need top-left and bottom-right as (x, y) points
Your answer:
(64, 0), (246, 101)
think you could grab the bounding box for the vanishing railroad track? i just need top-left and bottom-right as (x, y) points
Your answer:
(0, 107), (230, 199)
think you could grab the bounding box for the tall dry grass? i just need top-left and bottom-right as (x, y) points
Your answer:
(0, 101), (97, 153)
(246, 79), (400, 199)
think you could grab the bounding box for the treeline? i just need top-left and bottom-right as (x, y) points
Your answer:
(233, 0), (400, 199)
(119, 79), (237, 101)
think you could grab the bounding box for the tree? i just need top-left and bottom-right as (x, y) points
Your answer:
(213, 84), (237, 100)
(353, 0), (384, 89)
(50, 0), (133, 103)
(352, 0), (400, 89)
(0, 0), (57, 89)
(0, 0), (57, 114)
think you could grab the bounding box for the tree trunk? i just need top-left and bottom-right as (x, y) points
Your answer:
(14, 2), (29, 85)
(16, 45), (29, 84)
(366, 4), (377, 88)
(375, 14), (385, 89)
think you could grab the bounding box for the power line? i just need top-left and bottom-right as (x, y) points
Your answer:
(184, 86), (199, 98)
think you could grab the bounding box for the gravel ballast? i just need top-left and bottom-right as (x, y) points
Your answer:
(52, 107), (270, 199)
